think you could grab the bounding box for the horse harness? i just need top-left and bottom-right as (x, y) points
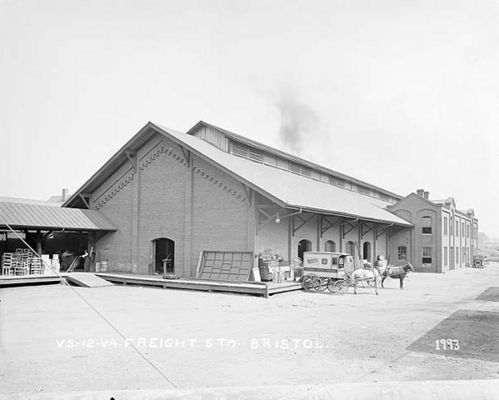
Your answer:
(385, 266), (406, 278)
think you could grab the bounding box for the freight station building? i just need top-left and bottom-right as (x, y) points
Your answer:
(1, 121), (479, 279)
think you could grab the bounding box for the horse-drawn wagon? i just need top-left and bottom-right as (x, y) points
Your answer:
(302, 251), (414, 295)
(301, 252), (356, 294)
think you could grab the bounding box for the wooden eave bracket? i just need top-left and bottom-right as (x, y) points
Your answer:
(180, 147), (191, 165)
(292, 213), (315, 236)
(125, 150), (137, 171)
(320, 215), (342, 236)
(256, 206), (279, 233)
(241, 184), (252, 206)
(79, 194), (91, 209)
(376, 223), (394, 239)
(361, 222), (374, 239)
(342, 218), (359, 238)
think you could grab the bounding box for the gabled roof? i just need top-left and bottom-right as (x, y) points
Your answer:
(187, 121), (402, 200)
(64, 122), (411, 226)
(389, 192), (442, 210)
(0, 201), (116, 231)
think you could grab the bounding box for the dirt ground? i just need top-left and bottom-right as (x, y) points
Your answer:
(1, 264), (499, 395)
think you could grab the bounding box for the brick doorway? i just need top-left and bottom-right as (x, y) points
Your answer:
(153, 238), (175, 274)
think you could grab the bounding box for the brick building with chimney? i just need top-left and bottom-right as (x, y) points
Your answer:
(387, 190), (479, 273)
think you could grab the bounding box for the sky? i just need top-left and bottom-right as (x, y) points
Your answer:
(1, 0), (498, 236)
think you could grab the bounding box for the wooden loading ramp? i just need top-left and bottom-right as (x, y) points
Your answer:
(65, 272), (114, 288)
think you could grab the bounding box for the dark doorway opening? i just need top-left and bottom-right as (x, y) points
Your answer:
(153, 238), (175, 274)
(363, 241), (371, 261)
(298, 239), (312, 261)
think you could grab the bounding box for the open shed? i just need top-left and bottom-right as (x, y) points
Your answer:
(0, 201), (116, 275)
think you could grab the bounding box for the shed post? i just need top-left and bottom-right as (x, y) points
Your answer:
(316, 214), (321, 251)
(35, 230), (42, 256)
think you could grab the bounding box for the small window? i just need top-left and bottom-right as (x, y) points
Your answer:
(289, 163), (301, 174)
(276, 158), (288, 170)
(422, 216), (432, 234)
(397, 246), (407, 261)
(456, 221), (459, 235)
(263, 153), (277, 167)
(321, 258), (328, 265)
(379, 193), (389, 201)
(248, 148), (263, 163)
(231, 142), (248, 157)
(311, 170), (321, 180)
(335, 178), (345, 187)
(324, 240), (336, 252)
(301, 167), (312, 177)
(358, 186), (370, 195)
(444, 216), (448, 235)
(422, 246), (432, 264)
(461, 222), (464, 236)
(332, 257), (338, 265)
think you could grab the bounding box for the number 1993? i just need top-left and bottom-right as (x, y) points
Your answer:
(435, 339), (460, 350)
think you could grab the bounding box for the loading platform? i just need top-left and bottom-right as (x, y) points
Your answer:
(96, 272), (303, 297)
(0, 272), (113, 288)
(0, 274), (63, 287)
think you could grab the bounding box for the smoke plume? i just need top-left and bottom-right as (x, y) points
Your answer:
(276, 92), (320, 154)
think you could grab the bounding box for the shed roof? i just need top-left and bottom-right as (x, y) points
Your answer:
(157, 124), (411, 226)
(0, 201), (116, 231)
(64, 122), (412, 227)
(187, 121), (402, 200)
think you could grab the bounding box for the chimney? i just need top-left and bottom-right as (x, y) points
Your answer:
(416, 189), (424, 197)
(423, 191), (429, 200)
(62, 188), (69, 201)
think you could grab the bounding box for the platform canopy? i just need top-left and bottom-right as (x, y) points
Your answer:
(0, 201), (116, 231)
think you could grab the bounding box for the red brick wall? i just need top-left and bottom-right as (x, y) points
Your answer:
(191, 155), (254, 276)
(136, 136), (188, 275)
(91, 160), (135, 272)
(91, 133), (253, 277)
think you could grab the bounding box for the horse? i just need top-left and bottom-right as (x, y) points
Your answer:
(381, 263), (414, 289)
(350, 264), (382, 295)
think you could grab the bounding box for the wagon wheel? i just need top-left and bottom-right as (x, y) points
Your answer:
(327, 278), (337, 293)
(333, 280), (349, 295)
(316, 277), (328, 292)
(303, 274), (320, 292)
